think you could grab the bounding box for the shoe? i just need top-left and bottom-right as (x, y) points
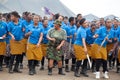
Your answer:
(40, 66), (44, 70)
(65, 65), (70, 72)
(48, 68), (52, 75)
(71, 65), (75, 71)
(0, 66), (3, 71)
(19, 63), (23, 69)
(13, 63), (22, 73)
(80, 69), (89, 77)
(33, 65), (36, 74)
(8, 65), (13, 73)
(116, 66), (120, 73)
(103, 71), (109, 79)
(96, 72), (100, 79)
(74, 67), (80, 77)
(58, 68), (65, 75)
(29, 65), (34, 75)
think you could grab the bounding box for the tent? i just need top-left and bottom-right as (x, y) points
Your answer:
(0, 0), (75, 17)
(104, 15), (117, 20)
(84, 14), (99, 22)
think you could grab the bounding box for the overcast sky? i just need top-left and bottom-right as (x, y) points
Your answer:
(60, 0), (120, 17)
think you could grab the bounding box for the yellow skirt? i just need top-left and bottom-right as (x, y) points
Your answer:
(41, 44), (47, 57)
(74, 45), (87, 61)
(106, 43), (114, 54)
(118, 49), (120, 63)
(26, 43), (43, 61)
(91, 44), (107, 60)
(0, 42), (6, 55)
(10, 40), (23, 55)
(21, 39), (28, 53)
(86, 44), (92, 57)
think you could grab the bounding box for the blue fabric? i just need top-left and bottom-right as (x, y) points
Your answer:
(61, 23), (69, 35)
(117, 27), (120, 42)
(0, 21), (7, 42)
(5, 22), (11, 44)
(48, 20), (54, 28)
(94, 27), (114, 47)
(111, 25), (120, 38)
(39, 22), (43, 26)
(41, 25), (51, 44)
(86, 28), (96, 44)
(67, 24), (77, 44)
(7, 20), (24, 41)
(22, 20), (33, 34)
(74, 26), (86, 46)
(111, 25), (120, 43)
(28, 24), (43, 44)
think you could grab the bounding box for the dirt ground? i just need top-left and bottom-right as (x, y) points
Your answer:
(0, 58), (120, 80)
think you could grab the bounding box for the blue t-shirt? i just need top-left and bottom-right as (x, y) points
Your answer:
(94, 27), (114, 47)
(41, 25), (51, 44)
(28, 24), (43, 44)
(74, 26), (86, 46)
(22, 20), (33, 34)
(0, 21), (7, 42)
(7, 20), (24, 41)
(67, 24), (77, 44)
(61, 23), (69, 35)
(86, 28), (96, 44)
(48, 20), (54, 28)
(117, 27), (120, 42)
(111, 25), (120, 43)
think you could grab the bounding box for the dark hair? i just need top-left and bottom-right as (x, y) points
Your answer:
(105, 19), (111, 24)
(32, 13), (36, 16)
(11, 11), (20, 18)
(54, 13), (60, 20)
(69, 17), (74, 22)
(77, 14), (82, 18)
(42, 19), (48, 23)
(79, 18), (86, 25)
(64, 16), (68, 20)
(25, 12), (31, 17)
(22, 11), (28, 15)
(91, 23), (96, 28)
(6, 13), (11, 20)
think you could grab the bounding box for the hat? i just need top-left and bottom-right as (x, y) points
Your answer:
(54, 20), (62, 26)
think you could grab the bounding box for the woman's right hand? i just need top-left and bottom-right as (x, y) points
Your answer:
(69, 35), (72, 38)
(51, 38), (56, 42)
(11, 35), (15, 41)
(84, 48), (88, 55)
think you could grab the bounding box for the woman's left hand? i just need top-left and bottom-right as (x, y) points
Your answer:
(2, 35), (6, 39)
(56, 45), (61, 50)
(36, 43), (40, 48)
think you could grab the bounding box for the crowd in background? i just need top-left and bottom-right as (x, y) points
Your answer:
(0, 11), (120, 79)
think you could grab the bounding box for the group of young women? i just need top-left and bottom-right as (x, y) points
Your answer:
(0, 12), (120, 79)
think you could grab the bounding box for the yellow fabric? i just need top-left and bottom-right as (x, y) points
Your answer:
(41, 44), (47, 57)
(86, 44), (92, 57)
(21, 39), (28, 53)
(106, 43), (114, 54)
(0, 42), (6, 55)
(118, 49), (120, 63)
(91, 44), (107, 60)
(10, 40), (23, 55)
(74, 45), (87, 60)
(26, 43), (43, 61)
